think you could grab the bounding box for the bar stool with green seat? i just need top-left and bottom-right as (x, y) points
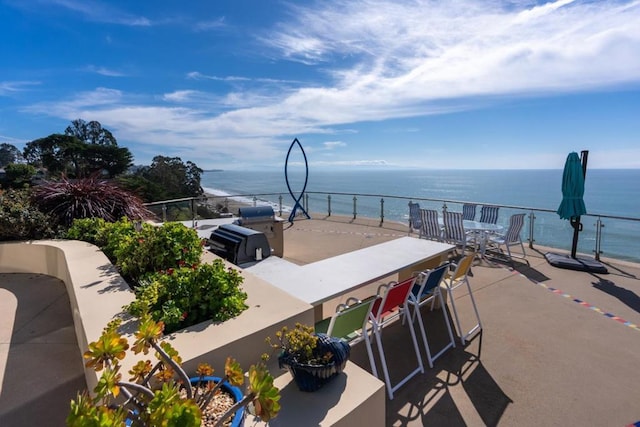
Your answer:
(315, 296), (378, 373)
(315, 296), (377, 344)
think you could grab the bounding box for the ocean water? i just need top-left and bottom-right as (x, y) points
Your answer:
(201, 169), (640, 263)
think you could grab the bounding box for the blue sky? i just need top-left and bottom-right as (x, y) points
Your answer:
(1, 0), (639, 170)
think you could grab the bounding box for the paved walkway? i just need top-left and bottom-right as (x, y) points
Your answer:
(0, 273), (85, 426)
(1, 215), (639, 426)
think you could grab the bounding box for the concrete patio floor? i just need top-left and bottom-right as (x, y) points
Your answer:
(1, 214), (639, 426)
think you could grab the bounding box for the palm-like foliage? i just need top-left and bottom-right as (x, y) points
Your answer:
(31, 176), (153, 226)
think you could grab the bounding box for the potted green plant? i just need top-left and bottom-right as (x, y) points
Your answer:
(67, 315), (280, 427)
(265, 323), (350, 392)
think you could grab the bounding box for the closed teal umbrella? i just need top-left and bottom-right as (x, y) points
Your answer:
(557, 152), (587, 220)
(545, 150), (607, 272)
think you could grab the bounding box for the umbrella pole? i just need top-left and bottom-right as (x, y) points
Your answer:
(570, 217), (581, 258)
(570, 150), (589, 259)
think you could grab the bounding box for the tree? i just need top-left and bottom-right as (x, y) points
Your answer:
(0, 143), (22, 167)
(23, 134), (86, 177)
(24, 120), (133, 178)
(65, 119), (117, 146)
(184, 160), (203, 196)
(85, 144), (133, 177)
(119, 156), (203, 202)
(144, 156), (203, 199)
(2, 163), (36, 188)
(116, 173), (167, 203)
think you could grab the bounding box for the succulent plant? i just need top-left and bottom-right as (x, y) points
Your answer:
(68, 316), (280, 427)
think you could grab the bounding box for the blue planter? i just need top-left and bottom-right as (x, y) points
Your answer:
(125, 376), (245, 427)
(279, 333), (351, 392)
(189, 376), (245, 427)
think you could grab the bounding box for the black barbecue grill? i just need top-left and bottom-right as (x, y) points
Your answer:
(234, 206), (284, 257)
(208, 224), (271, 266)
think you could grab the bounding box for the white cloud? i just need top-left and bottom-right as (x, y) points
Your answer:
(194, 17), (226, 31)
(186, 71), (304, 87)
(188, 72), (272, 83)
(267, 0), (640, 99)
(0, 81), (40, 95)
(84, 65), (126, 77)
(162, 90), (200, 103)
(33, 0), (152, 26)
(0, 134), (27, 144)
(23, 0), (640, 168)
(309, 159), (391, 167)
(24, 87), (123, 117)
(323, 141), (346, 150)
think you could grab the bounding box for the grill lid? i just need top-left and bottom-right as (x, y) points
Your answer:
(208, 224), (271, 266)
(238, 206), (275, 224)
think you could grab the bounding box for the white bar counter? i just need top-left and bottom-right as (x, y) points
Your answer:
(246, 236), (454, 306)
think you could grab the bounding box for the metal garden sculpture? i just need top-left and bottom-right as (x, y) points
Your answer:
(285, 138), (311, 223)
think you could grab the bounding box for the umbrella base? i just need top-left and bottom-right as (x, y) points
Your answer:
(544, 252), (608, 274)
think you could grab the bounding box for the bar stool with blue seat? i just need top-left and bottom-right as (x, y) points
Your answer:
(407, 263), (456, 368)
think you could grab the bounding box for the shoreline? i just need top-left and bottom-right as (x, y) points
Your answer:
(202, 188), (292, 217)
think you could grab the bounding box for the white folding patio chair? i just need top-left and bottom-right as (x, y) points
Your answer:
(419, 208), (443, 241)
(442, 254), (482, 345)
(479, 205), (500, 224)
(443, 210), (472, 254)
(368, 277), (424, 400)
(407, 263), (456, 368)
(462, 203), (477, 221)
(408, 202), (422, 234)
(488, 213), (526, 263)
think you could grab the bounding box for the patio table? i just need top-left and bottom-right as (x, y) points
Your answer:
(437, 218), (504, 258)
(462, 220), (504, 259)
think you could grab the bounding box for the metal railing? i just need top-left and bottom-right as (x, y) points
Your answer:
(145, 191), (640, 264)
